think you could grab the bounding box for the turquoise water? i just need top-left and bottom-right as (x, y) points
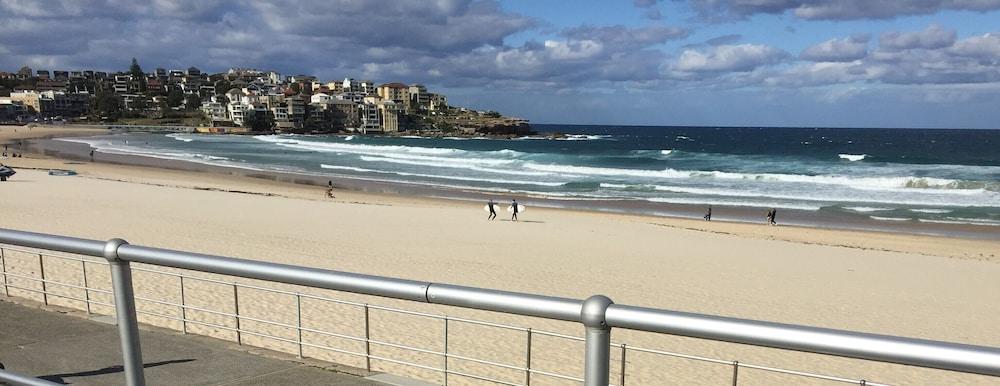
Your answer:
(61, 125), (1000, 227)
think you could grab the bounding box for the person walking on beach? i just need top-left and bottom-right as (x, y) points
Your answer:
(487, 199), (497, 220)
(89, 150), (94, 161)
(511, 199), (519, 222)
(770, 208), (777, 225)
(704, 205), (712, 221)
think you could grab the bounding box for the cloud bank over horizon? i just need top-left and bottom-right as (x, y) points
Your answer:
(1, 0), (999, 128)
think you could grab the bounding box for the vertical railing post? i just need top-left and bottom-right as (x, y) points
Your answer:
(296, 293), (303, 358)
(582, 295), (613, 386)
(732, 361), (739, 386)
(233, 284), (241, 345)
(619, 344), (627, 386)
(0, 247), (9, 297)
(363, 303), (372, 371)
(38, 253), (47, 305)
(443, 316), (449, 385)
(105, 239), (146, 386)
(81, 260), (91, 314)
(179, 276), (187, 334)
(525, 328), (532, 386)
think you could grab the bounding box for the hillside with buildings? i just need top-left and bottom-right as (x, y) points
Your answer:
(0, 60), (533, 136)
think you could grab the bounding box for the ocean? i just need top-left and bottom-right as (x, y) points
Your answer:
(59, 125), (1000, 230)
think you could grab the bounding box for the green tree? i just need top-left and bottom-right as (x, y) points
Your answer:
(128, 57), (147, 93)
(129, 58), (143, 78)
(166, 89), (185, 108)
(184, 94), (201, 111)
(90, 87), (122, 121)
(214, 80), (232, 96)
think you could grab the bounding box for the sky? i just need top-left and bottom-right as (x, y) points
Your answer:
(1, 1), (999, 128)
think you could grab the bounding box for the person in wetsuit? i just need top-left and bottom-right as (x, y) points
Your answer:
(487, 199), (497, 220)
(511, 199), (519, 221)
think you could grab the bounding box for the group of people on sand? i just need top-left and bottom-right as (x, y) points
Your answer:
(703, 205), (777, 225)
(2, 144), (23, 158)
(486, 199), (519, 221)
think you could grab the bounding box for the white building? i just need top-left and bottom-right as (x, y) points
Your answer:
(358, 102), (380, 134)
(310, 93), (332, 104)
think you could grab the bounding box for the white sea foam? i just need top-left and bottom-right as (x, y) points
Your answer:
(255, 135), (460, 155)
(844, 207), (894, 212)
(870, 216), (911, 221)
(559, 134), (614, 141)
(324, 163), (562, 187)
(344, 135), (355, 141)
(918, 218), (1000, 226)
(320, 164), (379, 173)
(838, 154), (866, 162)
(523, 162), (986, 194)
(375, 153), (516, 167)
(167, 133), (194, 142)
(358, 155), (551, 177)
(661, 149), (673, 155)
(909, 208), (952, 214)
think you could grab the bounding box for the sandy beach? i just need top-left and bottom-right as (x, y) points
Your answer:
(2, 125), (999, 385)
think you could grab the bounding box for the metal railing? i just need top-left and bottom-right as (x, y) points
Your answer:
(1, 228), (999, 386)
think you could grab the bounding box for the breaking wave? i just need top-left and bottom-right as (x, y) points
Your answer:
(838, 154), (866, 161)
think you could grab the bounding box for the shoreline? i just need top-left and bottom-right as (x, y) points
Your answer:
(1, 126), (996, 262)
(4, 125), (1000, 384)
(22, 130), (1000, 242)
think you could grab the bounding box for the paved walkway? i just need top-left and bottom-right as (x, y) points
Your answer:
(0, 299), (389, 385)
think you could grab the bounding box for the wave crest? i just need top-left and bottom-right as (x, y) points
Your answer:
(838, 154), (866, 161)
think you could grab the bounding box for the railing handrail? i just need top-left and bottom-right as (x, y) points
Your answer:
(2, 227), (999, 386)
(0, 368), (63, 386)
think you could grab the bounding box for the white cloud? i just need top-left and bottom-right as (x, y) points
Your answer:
(674, 44), (787, 73)
(687, 0), (1000, 20)
(879, 24), (956, 51)
(949, 33), (1000, 59)
(800, 35), (869, 62)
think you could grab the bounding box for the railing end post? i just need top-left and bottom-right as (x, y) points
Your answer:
(104, 237), (145, 386)
(582, 295), (613, 386)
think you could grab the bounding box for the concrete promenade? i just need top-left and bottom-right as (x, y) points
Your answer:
(0, 298), (390, 385)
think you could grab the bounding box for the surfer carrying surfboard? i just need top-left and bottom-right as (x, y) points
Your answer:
(487, 199), (497, 220)
(511, 199), (519, 221)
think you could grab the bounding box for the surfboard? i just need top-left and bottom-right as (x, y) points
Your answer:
(483, 204), (497, 212)
(507, 204), (526, 213)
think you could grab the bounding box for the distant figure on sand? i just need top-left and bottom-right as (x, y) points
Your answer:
(487, 199), (497, 220)
(511, 199), (519, 221)
(90, 150), (95, 161)
(766, 208), (777, 225)
(704, 205), (712, 221)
